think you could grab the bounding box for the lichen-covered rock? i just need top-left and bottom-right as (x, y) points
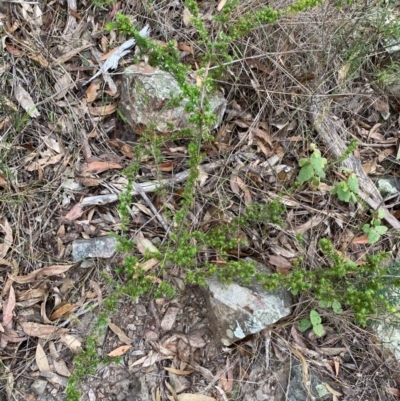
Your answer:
(203, 258), (292, 345)
(119, 64), (226, 134)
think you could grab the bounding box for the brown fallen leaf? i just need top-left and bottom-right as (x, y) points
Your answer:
(269, 255), (292, 272)
(90, 280), (103, 306)
(182, 7), (193, 27)
(15, 83), (40, 118)
(351, 235), (369, 244)
(2, 285), (15, 326)
(108, 345), (132, 357)
(164, 367), (193, 376)
(88, 104), (117, 116)
(64, 203), (85, 221)
(11, 264), (73, 284)
(107, 320), (132, 344)
(0, 218), (13, 257)
(36, 343), (50, 372)
(85, 82), (100, 103)
(21, 322), (68, 339)
(59, 334), (82, 353)
(54, 43), (93, 65)
(16, 288), (46, 301)
(82, 161), (122, 174)
(178, 43), (194, 55)
(28, 53), (49, 67)
(6, 43), (21, 56)
(49, 304), (76, 321)
(135, 232), (158, 255)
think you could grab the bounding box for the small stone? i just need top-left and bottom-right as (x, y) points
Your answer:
(135, 304), (147, 316)
(31, 379), (47, 396)
(145, 330), (158, 341)
(127, 323), (136, 331)
(72, 236), (118, 262)
(161, 307), (180, 331)
(120, 64), (226, 135)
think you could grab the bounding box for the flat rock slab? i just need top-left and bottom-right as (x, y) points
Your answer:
(204, 258), (292, 345)
(120, 64), (227, 134)
(72, 236), (118, 262)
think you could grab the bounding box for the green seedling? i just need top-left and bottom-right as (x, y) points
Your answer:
(299, 310), (325, 336)
(331, 172), (359, 202)
(318, 299), (343, 314)
(363, 208), (388, 244)
(297, 144), (327, 186)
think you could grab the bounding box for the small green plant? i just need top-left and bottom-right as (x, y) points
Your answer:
(297, 144), (327, 186)
(362, 208), (388, 244)
(318, 299), (343, 314)
(299, 309), (325, 336)
(331, 171), (359, 202)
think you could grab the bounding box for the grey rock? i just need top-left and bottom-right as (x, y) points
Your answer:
(374, 176), (400, 197)
(120, 64), (226, 135)
(203, 258), (292, 345)
(72, 236), (117, 262)
(31, 379), (47, 396)
(276, 361), (332, 401)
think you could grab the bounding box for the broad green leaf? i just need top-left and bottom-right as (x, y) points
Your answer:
(362, 224), (371, 233)
(347, 174), (359, 193)
(310, 309), (322, 325)
(332, 301), (342, 314)
(299, 319), (312, 332)
(299, 158), (310, 167)
(297, 164), (314, 183)
(318, 300), (332, 308)
(374, 225), (388, 235)
(313, 323), (325, 337)
(367, 229), (380, 244)
(377, 208), (386, 219)
(350, 193), (357, 203)
(310, 150), (327, 178)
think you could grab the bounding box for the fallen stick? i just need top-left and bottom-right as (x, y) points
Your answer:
(81, 161), (223, 207)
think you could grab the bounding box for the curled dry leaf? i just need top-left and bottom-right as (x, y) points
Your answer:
(11, 264), (73, 284)
(85, 82), (100, 103)
(182, 7), (192, 26)
(21, 322), (68, 339)
(90, 280), (103, 306)
(49, 304), (76, 321)
(15, 83), (40, 118)
(88, 104), (117, 116)
(82, 161), (122, 174)
(135, 232), (158, 255)
(107, 320), (132, 344)
(108, 345), (132, 357)
(0, 217), (13, 257)
(2, 285), (15, 326)
(64, 202), (85, 221)
(36, 343), (50, 372)
(268, 255), (292, 271)
(59, 334), (82, 353)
